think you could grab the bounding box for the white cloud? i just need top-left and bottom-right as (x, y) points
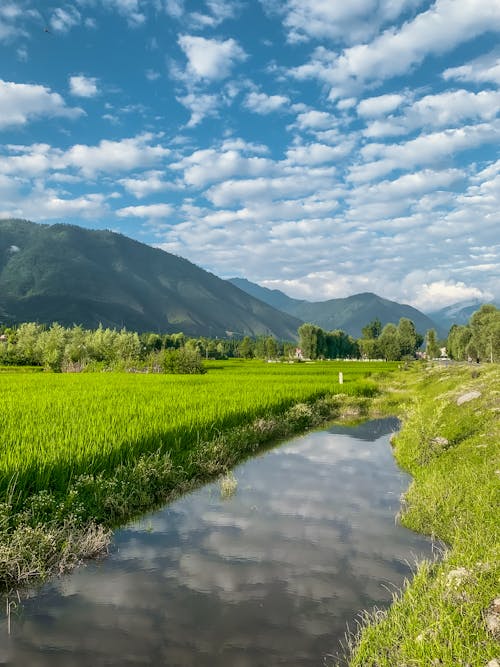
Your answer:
(164, 0), (184, 18)
(50, 6), (81, 32)
(361, 89), (500, 137)
(291, 0), (500, 98)
(408, 279), (493, 311)
(102, 0), (145, 26)
(0, 3), (26, 42)
(357, 93), (405, 117)
(286, 142), (352, 165)
(178, 35), (247, 81)
(294, 110), (336, 130)
(443, 50), (500, 86)
(205, 168), (336, 207)
(349, 122), (500, 182)
(0, 135), (171, 178)
(0, 79), (83, 129)
(1, 190), (107, 221)
(271, 0), (427, 45)
(172, 146), (274, 188)
(69, 75), (99, 98)
(176, 92), (220, 127)
(117, 203), (173, 218)
(119, 171), (172, 198)
(64, 134), (170, 176)
(243, 91), (289, 114)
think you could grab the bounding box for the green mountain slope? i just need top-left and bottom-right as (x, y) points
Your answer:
(229, 278), (438, 338)
(0, 219), (301, 338)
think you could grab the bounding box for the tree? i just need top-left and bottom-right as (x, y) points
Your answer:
(298, 323), (322, 359)
(378, 323), (400, 361)
(469, 304), (500, 362)
(447, 324), (472, 360)
(425, 328), (440, 359)
(238, 336), (254, 358)
(15, 322), (44, 365)
(397, 318), (422, 358)
(361, 318), (382, 340)
(37, 323), (67, 372)
(265, 336), (278, 359)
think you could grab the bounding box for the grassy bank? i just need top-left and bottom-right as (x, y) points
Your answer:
(0, 360), (393, 590)
(346, 363), (500, 666)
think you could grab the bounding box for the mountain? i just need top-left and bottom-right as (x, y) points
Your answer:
(229, 278), (438, 338)
(0, 219), (302, 339)
(428, 300), (497, 336)
(228, 278), (303, 312)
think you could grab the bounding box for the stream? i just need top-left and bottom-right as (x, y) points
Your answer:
(0, 417), (434, 666)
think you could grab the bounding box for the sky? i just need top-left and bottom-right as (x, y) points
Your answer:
(1, 0), (499, 312)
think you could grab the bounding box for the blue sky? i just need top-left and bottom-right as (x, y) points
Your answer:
(1, 0), (499, 311)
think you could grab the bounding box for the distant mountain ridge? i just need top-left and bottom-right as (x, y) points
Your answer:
(428, 300), (498, 334)
(0, 219), (301, 339)
(229, 278), (438, 338)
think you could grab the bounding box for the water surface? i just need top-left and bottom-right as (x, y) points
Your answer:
(0, 418), (433, 666)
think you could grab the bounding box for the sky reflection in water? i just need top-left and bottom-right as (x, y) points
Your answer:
(0, 418), (434, 666)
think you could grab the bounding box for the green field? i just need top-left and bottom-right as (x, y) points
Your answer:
(0, 360), (393, 511)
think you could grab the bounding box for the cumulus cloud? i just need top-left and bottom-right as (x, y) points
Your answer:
(286, 142), (353, 165)
(117, 203), (173, 218)
(408, 278), (493, 311)
(69, 75), (99, 98)
(205, 168), (336, 207)
(443, 50), (500, 86)
(1, 190), (108, 221)
(290, 0), (500, 98)
(178, 35), (247, 81)
(360, 89), (500, 138)
(64, 134), (170, 176)
(176, 92), (220, 127)
(294, 110), (336, 131)
(357, 93), (406, 117)
(119, 171), (173, 198)
(171, 143), (274, 188)
(243, 91), (289, 114)
(0, 134), (170, 179)
(349, 122), (500, 182)
(0, 3), (26, 42)
(50, 6), (81, 32)
(0, 79), (83, 129)
(267, 0), (427, 45)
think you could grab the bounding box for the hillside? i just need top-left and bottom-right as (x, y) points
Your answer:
(0, 219), (302, 338)
(229, 278), (437, 338)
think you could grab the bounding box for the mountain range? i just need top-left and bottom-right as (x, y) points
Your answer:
(0, 219), (301, 339)
(229, 278), (439, 338)
(0, 219), (486, 340)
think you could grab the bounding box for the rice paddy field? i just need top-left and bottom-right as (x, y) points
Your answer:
(0, 360), (396, 510)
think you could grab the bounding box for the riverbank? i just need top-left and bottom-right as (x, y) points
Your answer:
(346, 362), (500, 666)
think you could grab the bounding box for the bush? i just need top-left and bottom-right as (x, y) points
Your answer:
(161, 348), (206, 374)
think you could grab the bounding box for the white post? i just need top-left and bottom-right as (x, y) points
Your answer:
(339, 371), (343, 384)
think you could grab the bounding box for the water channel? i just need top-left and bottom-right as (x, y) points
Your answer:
(0, 418), (434, 666)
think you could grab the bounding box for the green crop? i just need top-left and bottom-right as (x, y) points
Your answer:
(0, 360), (396, 507)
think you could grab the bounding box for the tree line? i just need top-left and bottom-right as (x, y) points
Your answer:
(298, 317), (424, 361)
(1, 303), (498, 372)
(0, 322), (296, 372)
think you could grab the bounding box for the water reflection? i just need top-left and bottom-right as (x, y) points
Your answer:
(0, 418), (433, 666)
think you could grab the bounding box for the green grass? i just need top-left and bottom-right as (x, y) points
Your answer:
(345, 363), (500, 666)
(0, 361), (391, 509)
